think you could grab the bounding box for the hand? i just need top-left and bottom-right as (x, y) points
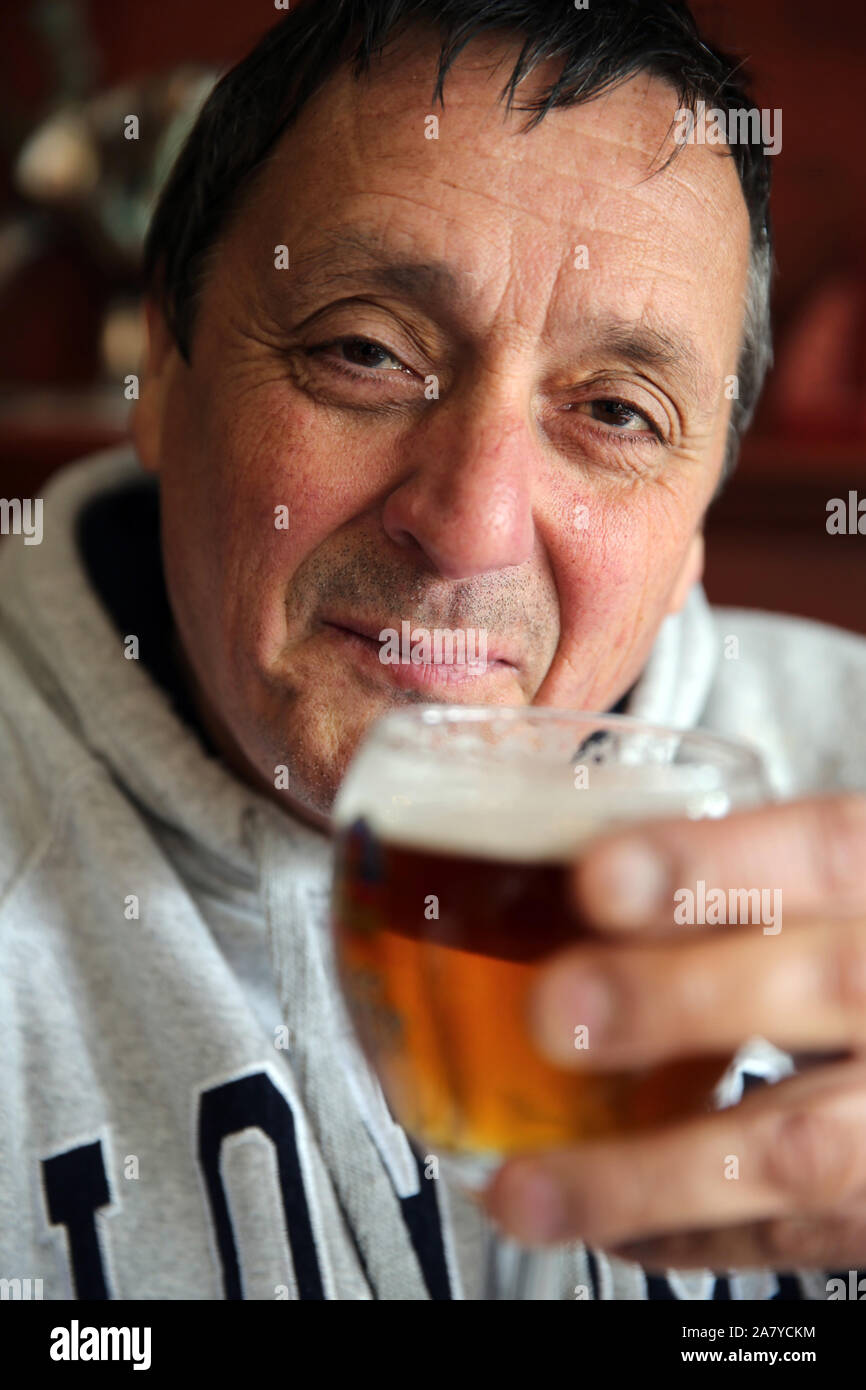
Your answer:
(482, 793), (866, 1270)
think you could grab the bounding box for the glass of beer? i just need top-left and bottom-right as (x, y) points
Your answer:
(330, 707), (769, 1298)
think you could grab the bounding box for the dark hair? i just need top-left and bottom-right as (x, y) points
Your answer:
(143, 0), (773, 482)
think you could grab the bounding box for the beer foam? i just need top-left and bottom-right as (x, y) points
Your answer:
(333, 740), (738, 862)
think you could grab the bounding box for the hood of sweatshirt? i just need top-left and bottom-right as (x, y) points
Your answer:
(0, 444), (743, 1299)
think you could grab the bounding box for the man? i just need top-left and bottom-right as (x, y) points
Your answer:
(1, 0), (865, 1301)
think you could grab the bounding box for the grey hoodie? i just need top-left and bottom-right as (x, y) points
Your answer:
(1, 445), (865, 1301)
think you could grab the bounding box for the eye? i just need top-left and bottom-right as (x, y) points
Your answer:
(574, 399), (660, 436)
(310, 337), (410, 375)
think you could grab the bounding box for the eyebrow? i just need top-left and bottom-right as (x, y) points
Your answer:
(285, 230), (718, 412)
(290, 230), (460, 304)
(582, 312), (718, 414)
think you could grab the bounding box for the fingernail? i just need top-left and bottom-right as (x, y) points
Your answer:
(581, 837), (669, 926)
(530, 966), (612, 1063)
(490, 1167), (567, 1244)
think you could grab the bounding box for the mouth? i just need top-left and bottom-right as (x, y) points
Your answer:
(321, 616), (519, 692)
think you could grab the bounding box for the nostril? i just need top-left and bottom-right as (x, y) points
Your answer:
(387, 526), (425, 555)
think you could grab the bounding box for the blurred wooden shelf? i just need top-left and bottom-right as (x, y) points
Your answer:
(734, 433), (866, 486)
(706, 434), (865, 634)
(0, 387), (131, 494)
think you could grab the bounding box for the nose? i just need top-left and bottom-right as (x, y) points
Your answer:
(381, 385), (537, 580)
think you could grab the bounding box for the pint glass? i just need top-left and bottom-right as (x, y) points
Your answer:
(331, 707), (769, 1290)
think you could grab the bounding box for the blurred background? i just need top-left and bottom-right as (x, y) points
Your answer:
(0, 0), (863, 632)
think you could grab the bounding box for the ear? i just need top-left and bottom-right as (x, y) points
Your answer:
(129, 297), (179, 475)
(666, 531), (704, 615)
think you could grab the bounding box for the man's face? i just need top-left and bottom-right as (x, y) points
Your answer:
(134, 34), (750, 822)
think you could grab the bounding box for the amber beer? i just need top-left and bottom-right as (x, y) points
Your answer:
(333, 818), (730, 1160)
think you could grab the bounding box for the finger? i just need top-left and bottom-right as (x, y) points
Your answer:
(529, 916), (866, 1068)
(482, 1058), (866, 1248)
(573, 792), (866, 932)
(608, 1209), (866, 1273)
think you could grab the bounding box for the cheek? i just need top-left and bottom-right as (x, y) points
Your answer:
(532, 478), (702, 708)
(165, 379), (370, 668)
(545, 477), (697, 635)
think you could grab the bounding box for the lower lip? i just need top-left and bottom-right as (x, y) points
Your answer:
(324, 624), (513, 691)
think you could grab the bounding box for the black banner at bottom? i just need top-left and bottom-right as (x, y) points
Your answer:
(2, 1292), (859, 1375)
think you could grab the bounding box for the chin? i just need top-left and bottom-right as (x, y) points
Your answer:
(273, 701), (386, 821)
